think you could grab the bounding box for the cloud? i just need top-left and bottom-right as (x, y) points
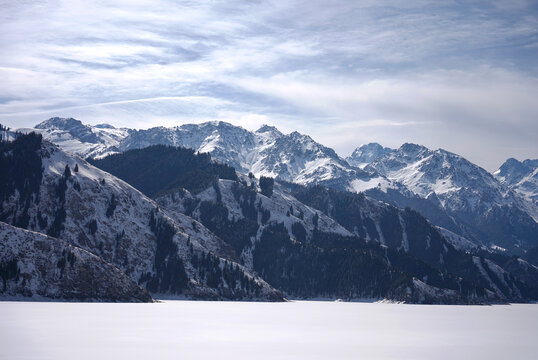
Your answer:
(0, 0), (537, 170)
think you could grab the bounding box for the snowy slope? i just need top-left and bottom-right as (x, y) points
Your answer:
(154, 174), (538, 303)
(354, 144), (538, 252)
(18, 117), (131, 159)
(0, 135), (282, 301)
(364, 144), (514, 212)
(346, 143), (394, 169)
(25, 118), (369, 187)
(21, 118), (537, 253)
(157, 177), (352, 271)
(495, 158), (538, 220)
(0, 221), (152, 302)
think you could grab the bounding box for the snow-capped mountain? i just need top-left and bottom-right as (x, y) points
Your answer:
(0, 221), (152, 302)
(19, 117), (132, 159)
(119, 121), (367, 186)
(363, 143), (515, 213)
(495, 158), (538, 215)
(3, 127), (537, 303)
(0, 132), (282, 301)
(346, 143), (394, 168)
(352, 143), (538, 253)
(19, 118), (537, 254)
(91, 145), (538, 303)
(22, 118), (368, 187)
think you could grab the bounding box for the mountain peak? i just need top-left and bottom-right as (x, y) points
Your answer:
(35, 117), (84, 130)
(200, 120), (236, 129)
(398, 142), (429, 154)
(94, 123), (116, 129)
(255, 124), (282, 136)
(496, 157), (538, 188)
(347, 142), (393, 167)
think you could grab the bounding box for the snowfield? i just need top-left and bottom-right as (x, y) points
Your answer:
(1, 301), (537, 360)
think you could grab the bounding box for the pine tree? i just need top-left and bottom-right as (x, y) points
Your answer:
(63, 164), (71, 179)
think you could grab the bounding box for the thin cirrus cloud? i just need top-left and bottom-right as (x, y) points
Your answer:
(0, 0), (537, 170)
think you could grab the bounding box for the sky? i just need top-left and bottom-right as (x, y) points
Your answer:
(1, 0), (537, 171)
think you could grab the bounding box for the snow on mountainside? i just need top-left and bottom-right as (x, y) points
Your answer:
(0, 221), (152, 302)
(156, 173), (537, 302)
(92, 144), (510, 302)
(346, 143), (394, 169)
(157, 177), (352, 271)
(21, 118), (537, 254)
(355, 143), (538, 252)
(495, 158), (538, 220)
(0, 134), (282, 301)
(119, 121), (368, 186)
(23, 118), (369, 187)
(19, 117), (131, 159)
(363, 143), (514, 212)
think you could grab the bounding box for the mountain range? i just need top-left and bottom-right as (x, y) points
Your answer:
(20, 117), (538, 254)
(1, 117), (536, 303)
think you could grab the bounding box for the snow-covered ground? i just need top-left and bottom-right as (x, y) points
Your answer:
(1, 300), (537, 360)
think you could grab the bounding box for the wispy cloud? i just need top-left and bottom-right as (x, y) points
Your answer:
(0, 0), (537, 170)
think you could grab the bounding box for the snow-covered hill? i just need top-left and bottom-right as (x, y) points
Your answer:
(3, 129), (537, 303)
(154, 173), (534, 303)
(0, 221), (152, 302)
(0, 133), (282, 301)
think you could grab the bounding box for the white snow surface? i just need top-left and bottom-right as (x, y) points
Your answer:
(2, 300), (538, 360)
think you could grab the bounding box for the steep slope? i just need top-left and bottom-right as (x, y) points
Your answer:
(158, 178), (494, 303)
(22, 118), (537, 255)
(346, 143), (394, 168)
(19, 117), (131, 159)
(352, 144), (538, 253)
(91, 146), (538, 303)
(495, 158), (538, 220)
(0, 222), (152, 302)
(0, 133), (282, 301)
(26, 119), (369, 187)
(283, 182), (538, 300)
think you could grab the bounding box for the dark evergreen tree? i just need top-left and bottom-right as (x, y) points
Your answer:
(106, 194), (117, 217)
(63, 164), (71, 179)
(259, 176), (274, 197)
(89, 145), (238, 197)
(88, 219), (98, 235)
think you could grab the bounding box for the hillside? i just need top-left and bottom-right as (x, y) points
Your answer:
(0, 132), (282, 301)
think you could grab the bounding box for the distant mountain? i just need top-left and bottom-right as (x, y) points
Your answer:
(118, 121), (368, 186)
(0, 132), (282, 301)
(22, 118), (369, 186)
(495, 158), (538, 218)
(355, 144), (538, 253)
(20, 118), (538, 255)
(346, 143), (394, 168)
(19, 117), (132, 159)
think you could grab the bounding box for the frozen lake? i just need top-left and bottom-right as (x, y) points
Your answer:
(1, 300), (537, 360)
